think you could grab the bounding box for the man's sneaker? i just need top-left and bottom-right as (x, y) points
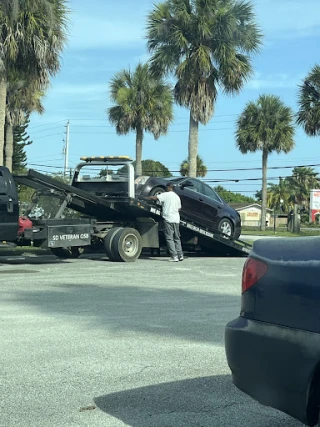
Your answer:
(169, 256), (179, 262)
(179, 256), (184, 261)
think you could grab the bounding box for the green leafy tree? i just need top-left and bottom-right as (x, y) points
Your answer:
(0, 0), (69, 165)
(112, 159), (172, 177)
(214, 185), (255, 204)
(6, 74), (45, 171)
(296, 64), (320, 137)
(254, 189), (262, 202)
(286, 166), (319, 207)
(12, 113), (33, 172)
(146, 0), (262, 178)
(267, 179), (292, 213)
(180, 155), (207, 177)
(108, 63), (174, 176)
(236, 95), (295, 230)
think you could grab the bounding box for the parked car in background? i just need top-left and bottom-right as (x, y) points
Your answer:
(135, 176), (241, 239)
(225, 237), (320, 427)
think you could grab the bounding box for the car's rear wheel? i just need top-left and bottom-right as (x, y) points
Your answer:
(218, 218), (233, 238)
(149, 186), (165, 197)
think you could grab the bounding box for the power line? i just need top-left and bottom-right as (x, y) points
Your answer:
(204, 163), (320, 172)
(25, 161), (320, 173)
(48, 119), (236, 129)
(30, 132), (64, 139)
(68, 113), (239, 121)
(30, 125), (65, 135)
(28, 113), (240, 131)
(28, 120), (67, 130)
(69, 127), (234, 135)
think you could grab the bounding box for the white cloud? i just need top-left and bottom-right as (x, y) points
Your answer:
(67, 11), (145, 51)
(48, 83), (108, 97)
(255, 0), (320, 40)
(246, 72), (303, 90)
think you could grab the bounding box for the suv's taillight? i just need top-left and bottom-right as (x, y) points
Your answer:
(242, 257), (268, 293)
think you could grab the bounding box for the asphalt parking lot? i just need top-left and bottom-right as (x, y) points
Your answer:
(0, 253), (304, 427)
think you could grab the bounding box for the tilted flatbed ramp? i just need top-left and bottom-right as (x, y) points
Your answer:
(113, 198), (251, 257)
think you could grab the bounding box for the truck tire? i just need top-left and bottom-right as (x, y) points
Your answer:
(111, 227), (142, 262)
(104, 227), (124, 261)
(51, 246), (83, 259)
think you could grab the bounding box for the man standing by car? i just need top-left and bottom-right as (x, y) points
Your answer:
(143, 182), (183, 262)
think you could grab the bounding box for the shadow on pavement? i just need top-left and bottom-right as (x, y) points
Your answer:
(0, 254), (64, 265)
(7, 283), (240, 344)
(94, 375), (301, 427)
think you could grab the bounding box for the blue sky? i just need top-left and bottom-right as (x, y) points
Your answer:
(26, 0), (320, 198)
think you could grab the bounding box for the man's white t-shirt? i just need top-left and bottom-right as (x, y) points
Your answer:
(157, 191), (181, 224)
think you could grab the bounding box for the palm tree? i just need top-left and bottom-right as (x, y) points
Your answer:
(108, 63), (174, 176)
(236, 95), (295, 231)
(0, 0), (69, 165)
(5, 74), (45, 171)
(146, 0), (262, 177)
(287, 166), (319, 207)
(267, 179), (292, 213)
(296, 65), (320, 137)
(180, 155), (207, 177)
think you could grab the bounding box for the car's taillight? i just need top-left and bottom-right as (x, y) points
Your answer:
(242, 257), (268, 293)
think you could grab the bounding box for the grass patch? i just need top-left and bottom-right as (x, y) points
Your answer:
(241, 228), (320, 237)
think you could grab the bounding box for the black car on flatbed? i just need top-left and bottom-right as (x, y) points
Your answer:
(225, 237), (320, 426)
(135, 175), (241, 239)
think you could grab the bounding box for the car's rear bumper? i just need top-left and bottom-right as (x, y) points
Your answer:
(225, 317), (320, 426)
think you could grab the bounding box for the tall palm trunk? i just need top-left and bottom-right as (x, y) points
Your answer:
(0, 78), (7, 166)
(188, 112), (199, 178)
(135, 126), (143, 176)
(5, 122), (13, 172)
(261, 148), (268, 231)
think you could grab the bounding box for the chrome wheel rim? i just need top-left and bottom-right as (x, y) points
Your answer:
(122, 233), (139, 256)
(220, 221), (232, 236)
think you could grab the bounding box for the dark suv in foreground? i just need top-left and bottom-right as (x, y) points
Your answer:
(225, 237), (320, 426)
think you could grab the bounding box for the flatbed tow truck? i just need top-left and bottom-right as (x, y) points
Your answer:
(1, 156), (251, 262)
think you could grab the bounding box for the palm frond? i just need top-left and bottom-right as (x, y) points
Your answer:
(296, 64), (320, 137)
(235, 95), (295, 154)
(146, 0), (262, 121)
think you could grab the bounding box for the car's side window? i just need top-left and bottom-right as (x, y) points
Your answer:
(187, 179), (203, 193)
(203, 184), (222, 203)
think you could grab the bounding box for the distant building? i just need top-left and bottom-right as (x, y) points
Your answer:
(230, 203), (276, 227)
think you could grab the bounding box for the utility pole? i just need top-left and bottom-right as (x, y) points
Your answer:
(64, 120), (70, 177)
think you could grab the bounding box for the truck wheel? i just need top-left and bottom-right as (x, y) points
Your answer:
(104, 227), (124, 261)
(111, 228), (142, 262)
(51, 247), (83, 259)
(218, 218), (233, 238)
